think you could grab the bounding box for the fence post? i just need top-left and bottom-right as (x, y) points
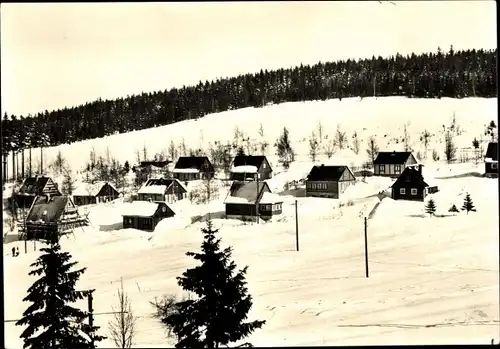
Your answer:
(364, 217), (369, 278)
(295, 200), (299, 251)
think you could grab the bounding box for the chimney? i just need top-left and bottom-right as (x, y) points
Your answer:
(418, 164), (422, 174)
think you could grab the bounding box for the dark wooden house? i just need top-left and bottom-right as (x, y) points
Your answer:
(137, 178), (188, 203)
(72, 181), (120, 206)
(24, 195), (88, 240)
(373, 151), (418, 177)
(305, 165), (356, 199)
(172, 156), (215, 181)
(16, 176), (62, 209)
(484, 142), (498, 178)
(122, 201), (175, 231)
(391, 164), (439, 201)
(230, 155), (273, 181)
(224, 181), (283, 222)
(133, 160), (171, 177)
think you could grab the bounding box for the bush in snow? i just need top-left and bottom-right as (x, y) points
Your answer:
(448, 204), (459, 215)
(432, 149), (440, 161)
(151, 220), (265, 348)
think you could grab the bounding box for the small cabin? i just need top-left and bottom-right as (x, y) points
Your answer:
(391, 164), (439, 201)
(133, 160), (171, 177)
(484, 142), (498, 178)
(137, 178), (188, 203)
(122, 201), (175, 231)
(16, 176), (62, 209)
(72, 181), (120, 206)
(172, 156), (215, 182)
(373, 151), (418, 178)
(25, 195), (88, 241)
(305, 165), (356, 199)
(224, 181), (283, 222)
(230, 155), (273, 181)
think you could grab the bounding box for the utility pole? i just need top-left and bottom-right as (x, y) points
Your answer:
(364, 217), (369, 278)
(295, 200), (299, 251)
(255, 173), (259, 224)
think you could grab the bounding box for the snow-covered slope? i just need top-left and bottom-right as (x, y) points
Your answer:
(7, 97), (497, 177)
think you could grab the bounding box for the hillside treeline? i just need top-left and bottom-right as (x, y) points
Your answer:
(1, 46), (497, 163)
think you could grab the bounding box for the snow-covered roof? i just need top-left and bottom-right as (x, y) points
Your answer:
(138, 185), (167, 195)
(259, 192), (283, 204)
(423, 176), (439, 188)
(485, 157), (498, 163)
(73, 181), (117, 197)
(231, 165), (258, 173)
(224, 196), (252, 204)
(172, 168), (200, 173)
(122, 201), (159, 217)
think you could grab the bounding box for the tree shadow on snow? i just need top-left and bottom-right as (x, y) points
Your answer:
(99, 222), (124, 231)
(278, 187), (306, 197)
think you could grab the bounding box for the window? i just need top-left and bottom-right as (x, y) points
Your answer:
(263, 162), (266, 169)
(395, 165), (401, 173)
(257, 173), (261, 179)
(492, 163), (498, 170)
(411, 188), (417, 195)
(405, 175), (411, 182)
(400, 188), (406, 195)
(379, 165), (385, 173)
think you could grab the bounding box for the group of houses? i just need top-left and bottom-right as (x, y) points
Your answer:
(11, 142), (498, 237)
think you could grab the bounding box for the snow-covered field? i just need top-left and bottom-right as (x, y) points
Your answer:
(3, 96), (499, 347)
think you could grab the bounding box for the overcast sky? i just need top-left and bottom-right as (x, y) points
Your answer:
(1, 1), (496, 116)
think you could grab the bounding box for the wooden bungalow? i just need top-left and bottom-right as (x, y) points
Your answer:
(24, 195), (89, 241)
(137, 178), (188, 203)
(484, 142), (498, 178)
(373, 151), (418, 178)
(305, 165), (356, 199)
(133, 160), (171, 177)
(72, 181), (120, 206)
(172, 156), (215, 181)
(16, 176), (62, 209)
(122, 201), (175, 231)
(391, 164), (439, 201)
(230, 155), (273, 181)
(224, 181), (283, 222)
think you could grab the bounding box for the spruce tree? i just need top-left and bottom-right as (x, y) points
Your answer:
(16, 239), (104, 349)
(448, 204), (459, 215)
(275, 127), (295, 170)
(425, 198), (437, 217)
(153, 221), (265, 348)
(461, 193), (476, 214)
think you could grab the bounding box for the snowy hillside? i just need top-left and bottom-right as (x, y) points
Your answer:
(8, 96), (497, 177)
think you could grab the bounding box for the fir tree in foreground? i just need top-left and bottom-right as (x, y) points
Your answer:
(448, 204), (459, 215)
(425, 198), (437, 217)
(16, 239), (104, 349)
(152, 220), (265, 348)
(461, 193), (476, 214)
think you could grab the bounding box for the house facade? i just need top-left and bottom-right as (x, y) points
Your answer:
(122, 201), (175, 231)
(391, 164), (439, 201)
(16, 176), (62, 209)
(373, 151), (418, 177)
(230, 155), (273, 181)
(25, 195), (88, 241)
(172, 156), (215, 181)
(137, 178), (187, 203)
(72, 181), (120, 206)
(305, 165), (356, 199)
(224, 181), (282, 221)
(484, 142), (498, 178)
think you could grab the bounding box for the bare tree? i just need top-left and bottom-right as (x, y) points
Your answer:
(61, 168), (76, 196)
(352, 131), (360, 155)
(168, 141), (177, 162)
(179, 138), (188, 156)
(308, 131), (319, 162)
(51, 150), (67, 176)
(317, 121), (324, 144)
(108, 278), (137, 349)
(323, 138), (335, 158)
(135, 149), (141, 165)
(366, 136), (379, 167)
(444, 131), (457, 164)
(402, 123), (412, 152)
(420, 129), (432, 159)
(142, 144), (148, 162)
(335, 125), (347, 150)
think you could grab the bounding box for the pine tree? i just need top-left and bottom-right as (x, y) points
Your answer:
(152, 221), (265, 348)
(461, 193), (476, 214)
(425, 198), (437, 217)
(448, 204), (459, 215)
(308, 131), (319, 162)
(16, 240), (104, 349)
(62, 169), (76, 196)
